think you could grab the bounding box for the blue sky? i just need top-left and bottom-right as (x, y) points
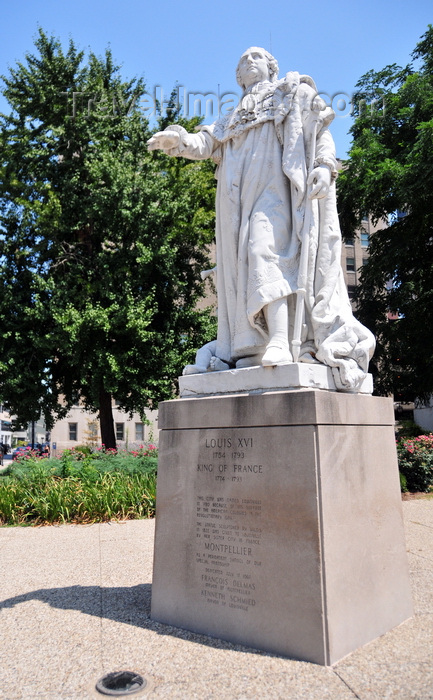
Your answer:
(0, 0), (431, 157)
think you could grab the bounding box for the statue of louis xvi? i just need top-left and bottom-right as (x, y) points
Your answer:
(148, 48), (375, 391)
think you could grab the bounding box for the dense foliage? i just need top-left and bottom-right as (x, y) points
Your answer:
(397, 433), (433, 493)
(337, 26), (433, 401)
(0, 445), (158, 524)
(0, 29), (217, 446)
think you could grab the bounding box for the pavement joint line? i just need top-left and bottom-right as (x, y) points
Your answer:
(408, 550), (433, 563)
(98, 524), (105, 674)
(332, 669), (362, 699)
(408, 520), (433, 530)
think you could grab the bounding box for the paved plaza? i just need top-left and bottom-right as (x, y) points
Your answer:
(0, 499), (432, 699)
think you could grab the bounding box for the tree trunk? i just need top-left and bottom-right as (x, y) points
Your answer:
(99, 385), (116, 450)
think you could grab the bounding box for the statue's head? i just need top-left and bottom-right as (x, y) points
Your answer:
(236, 47), (279, 90)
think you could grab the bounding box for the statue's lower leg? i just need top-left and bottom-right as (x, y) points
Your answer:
(262, 298), (292, 366)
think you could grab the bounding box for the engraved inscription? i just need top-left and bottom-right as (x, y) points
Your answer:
(198, 433), (262, 483)
(195, 431), (264, 612)
(195, 497), (262, 610)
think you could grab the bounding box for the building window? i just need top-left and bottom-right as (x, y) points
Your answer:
(346, 257), (355, 272)
(361, 232), (369, 247)
(362, 257), (369, 266)
(115, 423), (124, 441)
(345, 238), (354, 247)
(347, 285), (356, 300)
(135, 423), (144, 442)
(69, 423), (78, 441)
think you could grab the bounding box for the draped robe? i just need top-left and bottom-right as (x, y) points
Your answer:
(168, 72), (375, 391)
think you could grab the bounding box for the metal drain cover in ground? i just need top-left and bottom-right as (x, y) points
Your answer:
(95, 671), (147, 696)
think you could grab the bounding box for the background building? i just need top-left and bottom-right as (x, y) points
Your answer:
(340, 215), (372, 305)
(0, 404), (12, 447)
(49, 401), (158, 454)
(0, 406), (46, 448)
(0, 401), (158, 453)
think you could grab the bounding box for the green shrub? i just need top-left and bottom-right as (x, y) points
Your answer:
(395, 420), (425, 439)
(397, 434), (433, 493)
(72, 444), (94, 457)
(0, 446), (158, 525)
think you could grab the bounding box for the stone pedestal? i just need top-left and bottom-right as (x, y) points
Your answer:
(179, 363), (374, 397)
(151, 390), (412, 665)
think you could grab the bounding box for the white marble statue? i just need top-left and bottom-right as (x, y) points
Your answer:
(148, 47), (375, 391)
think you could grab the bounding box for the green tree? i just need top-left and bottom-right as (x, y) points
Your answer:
(0, 29), (216, 447)
(337, 25), (433, 402)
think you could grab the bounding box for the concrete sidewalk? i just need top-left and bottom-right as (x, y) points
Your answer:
(0, 500), (432, 699)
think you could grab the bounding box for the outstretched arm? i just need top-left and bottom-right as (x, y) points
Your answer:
(147, 130), (181, 152)
(147, 125), (216, 160)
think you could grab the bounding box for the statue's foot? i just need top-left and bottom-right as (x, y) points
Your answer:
(209, 357), (230, 372)
(262, 342), (293, 366)
(182, 364), (207, 376)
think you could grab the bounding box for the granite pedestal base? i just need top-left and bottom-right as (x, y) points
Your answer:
(151, 390), (412, 665)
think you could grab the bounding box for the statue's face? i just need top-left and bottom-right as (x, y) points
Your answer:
(238, 48), (270, 88)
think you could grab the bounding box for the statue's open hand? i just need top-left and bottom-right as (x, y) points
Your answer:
(307, 165), (331, 200)
(147, 130), (180, 152)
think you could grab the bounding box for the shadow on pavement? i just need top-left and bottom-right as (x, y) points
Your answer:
(0, 583), (151, 621)
(0, 584), (271, 656)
